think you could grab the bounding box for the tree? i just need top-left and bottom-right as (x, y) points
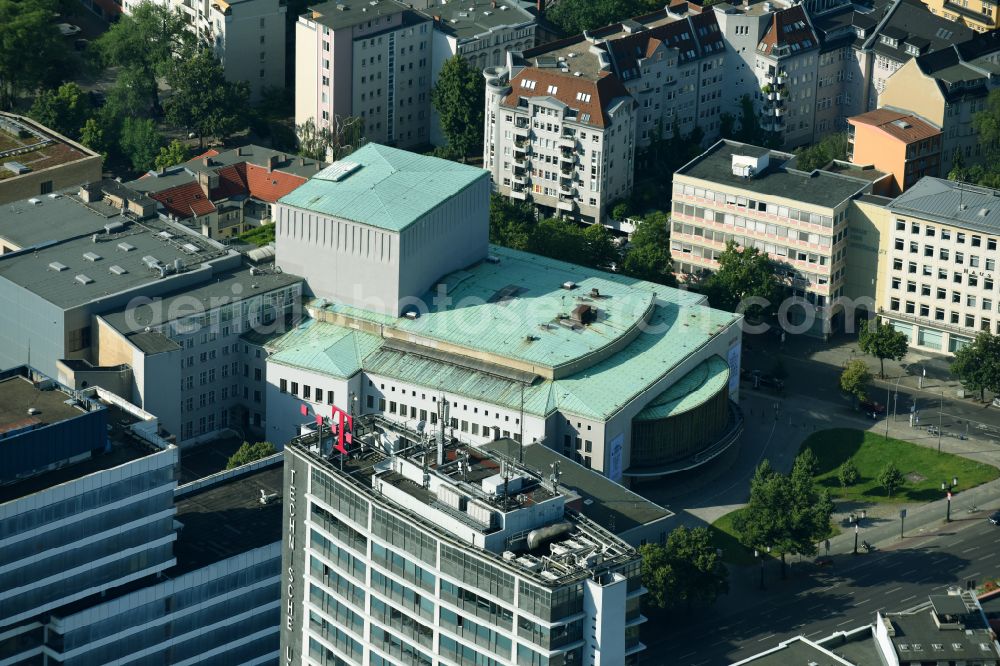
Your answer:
(95, 1), (193, 113)
(430, 55), (484, 162)
(663, 526), (728, 609)
(877, 461), (904, 498)
(582, 223), (618, 269)
(547, 0), (659, 35)
(226, 441), (278, 469)
(80, 117), (112, 161)
(950, 331), (1000, 401)
(639, 528), (728, 611)
(489, 192), (536, 250)
(838, 459), (860, 488)
(839, 359), (872, 403)
(638, 542), (675, 611)
(794, 132), (848, 171)
(28, 83), (91, 140)
(166, 49), (249, 148)
(858, 318), (909, 379)
(154, 139), (189, 170)
(734, 455), (833, 578)
(296, 115), (366, 162)
(0, 0), (72, 109)
(528, 218), (619, 269)
(119, 117), (163, 172)
(703, 240), (779, 318)
(620, 212), (676, 286)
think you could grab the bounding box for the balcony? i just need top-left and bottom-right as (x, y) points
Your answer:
(512, 169), (529, 184)
(559, 151), (577, 166)
(558, 133), (577, 149)
(513, 153), (528, 168)
(510, 188), (528, 200)
(513, 124), (529, 138)
(513, 137), (528, 151)
(559, 183), (576, 197)
(556, 196), (576, 211)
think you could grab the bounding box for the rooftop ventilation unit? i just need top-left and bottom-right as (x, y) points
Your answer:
(49, 261), (68, 272)
(83, 252), (101, 262)
(404, 310), (419, 320)
(561, 281), (576, 290)
(118, 242), (135, 252)
(28, 198), (41, 205)
(485, 254), (501, 264)
(732, 152), (769, 178)
(109, 265), (128, 275)
(75, 274), (93, 285)
(4, 161), (30, 175)
(156, 231), (174, 240)
(979, 208), (990, 217)
(104, 221), (126, 234)
(142, 255), (162, 269)
(181, 242), (200, 254)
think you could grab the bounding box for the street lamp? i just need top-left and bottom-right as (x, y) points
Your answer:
(942, 477), (958, 522)
(853, 523), (859, 555)
(754, 546), (770, 590)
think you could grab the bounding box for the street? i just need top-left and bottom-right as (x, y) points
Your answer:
(645, 516), (1000, 665)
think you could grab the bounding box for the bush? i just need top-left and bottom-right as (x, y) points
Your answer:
(226, 441), (277, 469)
(611, 200), (632, 222)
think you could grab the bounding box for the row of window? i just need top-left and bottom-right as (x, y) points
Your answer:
(674, 183), (840, 228)
(893, 237), (998, 269)
(895, 219), (997, 248)
(888, 299), (1000, 333)
(891, 258), (997, 289)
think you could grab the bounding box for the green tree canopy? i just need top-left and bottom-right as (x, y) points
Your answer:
(620, 212), (676, 286)
(430, 55), (484, 162)
(794, 132), (848, 171)
(296, 115), (365, 162)
(226, 441), (278, 469)
(166, 49), (249, 148)
(547, 0), (661, 35)
(704, 240), (779, 318)
(154, 139), (189, 170)
(528, 218), (619, 269)
(28, 83), (91, 140)
(0, 0), (72, 109)
(858, 318), (909, 378)
(840, 359), (872, 403)
(95, 1), (193, 113)
(119, 117), (163, 172)
(734, 454), (834, 578)
(639, 527), (728, 611)
(950, 331), (1000, 401)
(877, 461), (903, 498)
(489, 192), (536, 250)
(838, 459), (860, 488)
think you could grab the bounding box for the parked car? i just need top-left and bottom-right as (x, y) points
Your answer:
(989, 510), (1000, 526)
(860, 400), (886, 418)
(750, 369), (784, 392)
(57, 23), (81, 36)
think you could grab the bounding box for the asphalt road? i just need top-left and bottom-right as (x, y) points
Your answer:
(643, 516), (1000, 665)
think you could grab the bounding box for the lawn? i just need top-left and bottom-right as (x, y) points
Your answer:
(708, 509), (757, 566)
(238, 223), (275, 247)
(799, 428), (999, 503)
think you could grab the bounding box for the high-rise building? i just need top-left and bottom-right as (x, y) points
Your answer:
(0, 365), (284, 665)
(281, 424), (647, 666)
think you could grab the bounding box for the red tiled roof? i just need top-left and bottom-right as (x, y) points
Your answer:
(150, 181), (217, 219)
(213, 163), (249, 200)
(501, 69), (632, 128)
(243, 163), (308, 202)
(193, 148), (221, 160)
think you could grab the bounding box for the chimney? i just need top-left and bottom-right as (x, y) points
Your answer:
(267, 154), (280, 173)
(197, 171), (211, 196)
(490, 0), (496, 7)
(202, 156), (212, 167)
(536, 0), (542, 14)
(299, 157), (306, 167)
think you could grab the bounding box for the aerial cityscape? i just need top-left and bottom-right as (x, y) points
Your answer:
(2, 0), (1000, 662)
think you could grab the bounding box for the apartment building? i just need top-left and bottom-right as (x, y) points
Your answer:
(483, 61), (636, 224)
(269, 145), (744, 483)
(425, 0), (536, 146)
(281, 426), (648, 666)
(124, 0), (286, 100)
(0, 180), (303, 445)
(295, 0), (433, 150)
(0, 365), (284, 665)
(127, 145), (323, 240)
(879, 30), (1000, 175)
(878, 177), (1000, 353)
(847, 108), (942, 194)
(926, 0), (1000, 32)
(672, 139), (889, 338)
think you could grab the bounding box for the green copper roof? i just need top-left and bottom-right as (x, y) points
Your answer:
(314, 245), (711, 374)
(266, 318), (382, 379)
(634, 355), (730, 421)
(277, 143), (488, 232)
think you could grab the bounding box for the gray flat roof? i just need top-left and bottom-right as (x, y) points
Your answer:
(173, 464), (282, 574)
(677, 140), (875, 209)
(886, 605), (1000, 662)
(305, 0), (420, 31)
(0, 190), (111, 249)
(100, 265), (302, 335)
(430, 0), (535, 41)
(482, 439), (673, 535)
(888, 177), (1000, 234)
(0, 375), (85, 431)
(127, 330), (182, 355)
(0, 206), (234, 310)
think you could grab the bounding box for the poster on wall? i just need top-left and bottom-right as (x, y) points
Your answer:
(608, 433), (624, 483)
(727, 344), (741, 396)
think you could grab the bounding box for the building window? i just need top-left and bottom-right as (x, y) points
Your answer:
(291, 382), (299, 396)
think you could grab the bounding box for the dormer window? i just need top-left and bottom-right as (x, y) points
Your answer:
(880, 35), (898, 47)
(905, 43), (920, 55)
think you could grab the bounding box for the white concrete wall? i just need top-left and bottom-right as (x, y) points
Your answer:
(584, 572), (627, 665)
